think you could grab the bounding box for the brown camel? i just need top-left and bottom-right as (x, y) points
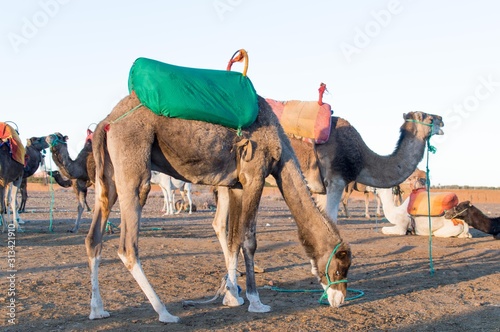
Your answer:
(18, 136), (50, 213)
(46, 130), (95, 232)
(1, 123), (25, 232)
(86, 93), (351, 323)
(340, 181), (382, 219)
(287, 111), (444, 223)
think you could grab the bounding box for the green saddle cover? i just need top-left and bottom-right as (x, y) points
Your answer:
(128, 57), (259, 130)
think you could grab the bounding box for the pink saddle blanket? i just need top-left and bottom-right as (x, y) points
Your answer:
(266, 98), (332, 144)
(407, 188), (458, 217)
(0, 122), (25, 165)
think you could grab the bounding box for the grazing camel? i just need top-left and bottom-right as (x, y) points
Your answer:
(377, 188), (471, 238)
(86, 92), (351, 323)
(0, 122), (25, 232)
(340, 181), (382, 219)
(46, 130), (95, 232)
(445, 201), (500, 240)
(18, 136), (50, 213)
(150, 170), (193, 215)
(267, 96), (444, 224)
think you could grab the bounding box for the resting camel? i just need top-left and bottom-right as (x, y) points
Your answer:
(340, 181), (381, 219)
(377, 187), (471, 238)
(445, 201), (500, 240)
(86, 93), (351, 323)
(150, 170), (193, 215)
(46, 131), (95, 232)
(18, 136), (50, 213)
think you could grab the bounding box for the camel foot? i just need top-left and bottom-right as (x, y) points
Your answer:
(222, 292), (244, 307)
(159, 311), (180, 323)
(364, 214), (371, 219)
(89, 309), (110, 320)
(248, 300), (271, 313)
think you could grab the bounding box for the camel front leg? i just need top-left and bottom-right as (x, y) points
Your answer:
(211, 187), (244, 307)
(364, 192), (371, 219)
(7, 180), (23, 231)
(316, 177), (346, 224)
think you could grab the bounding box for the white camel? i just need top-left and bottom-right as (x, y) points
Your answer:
(377, 188), (471, 238)
(150, 171), (193, 215)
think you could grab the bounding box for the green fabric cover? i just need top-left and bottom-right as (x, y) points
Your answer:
(128, 57), (259, 130)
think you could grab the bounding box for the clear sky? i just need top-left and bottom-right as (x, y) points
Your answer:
(1, 0), (499, 187)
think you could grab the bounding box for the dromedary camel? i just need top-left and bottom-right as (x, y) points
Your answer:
(340, 181), (381, 219)
(286, 111), (444, 224)
(18, 136), (50, 213)
(46, 131), (95, 232)
(150, 170), (193, 215)
(377, 187), (471, 238)
(445, 201), (500, 240)
(86, 93), (351, 323)
(1, 122), (25, 232)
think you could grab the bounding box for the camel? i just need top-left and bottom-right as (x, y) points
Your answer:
(18, 136), (50, 213)
(445, 201), (500, 240)
(46, 130), (95, 232)
(340, 181), (382, 219)
(150, 170), (193, 215)
(1, 122), (26, 232)
(86, 92), (351, 323)
(377, 188), (471, 238)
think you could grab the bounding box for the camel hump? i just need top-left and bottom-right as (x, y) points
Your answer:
(407, 188), (458, 217)
(266, 99), (332, 144)
(0, 122), (26, 165)
(128, 57), (259, 130)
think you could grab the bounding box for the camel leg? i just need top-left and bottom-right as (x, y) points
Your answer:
(364, 193), (371, 219)
(316, 177), (346, 224)
(86, 173), (117, 320)
(375, 193), (382, 217)
(7, 180), (23, 231)
(185, 185), (193, 214)
(18, 178), (27, 213)
(433, 219), (471, 238)
(159, 185), (168, 213)
(212, 186), (244, 307)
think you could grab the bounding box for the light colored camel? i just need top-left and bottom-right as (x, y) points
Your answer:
(150, 170), (193, 215)
(377, 188), (471, 238)
(285, 111), (444, 224)
(86, 93), (351, 323)
(340, 181), (381, 219)
(46, 131), (95, 232)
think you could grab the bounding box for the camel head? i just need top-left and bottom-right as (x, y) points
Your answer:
(46, 133), (68, 148)
(313, 241), (352, 307)
(402, 111), (444, 140)
(26, 136), (50, 151)
(444, 200), (472, 219)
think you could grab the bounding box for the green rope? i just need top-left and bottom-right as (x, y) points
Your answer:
(48, 159), (55, 233)
(267, 286), (365, 303)
(425, 138), (436, 276)
(109, 103), (143, 125)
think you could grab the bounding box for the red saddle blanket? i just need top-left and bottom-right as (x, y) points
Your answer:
(407, 188), (458, 216)
(0, 122), (25, 165)
(266, 99), (332, 144)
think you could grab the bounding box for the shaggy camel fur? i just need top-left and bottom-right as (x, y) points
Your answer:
(86, 93), (351, 323)
(46, 132), (95, 232)
(445, 201), (500, 240)
(288, 112), (444, 224)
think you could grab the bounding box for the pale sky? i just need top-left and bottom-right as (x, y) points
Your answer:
(1, 0), (499, 187)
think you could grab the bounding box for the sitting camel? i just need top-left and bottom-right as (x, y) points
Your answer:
(445, 201), (500, 240)
(86, 89), (351, 323)
(150, 170), (193, 215)
(340, 181), (382, 219)
(377, 187), (471, 238)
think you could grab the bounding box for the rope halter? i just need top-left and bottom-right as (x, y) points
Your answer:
(319, 242), (348, 305)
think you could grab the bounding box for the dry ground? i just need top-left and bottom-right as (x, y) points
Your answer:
(1, 184), (499, 331)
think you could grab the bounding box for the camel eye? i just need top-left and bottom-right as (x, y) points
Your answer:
(335, 270), (340, 276)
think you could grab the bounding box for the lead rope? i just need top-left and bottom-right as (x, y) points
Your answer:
(425, 138), (437, 275)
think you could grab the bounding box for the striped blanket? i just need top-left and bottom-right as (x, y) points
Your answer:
(0, 122), (25, 165)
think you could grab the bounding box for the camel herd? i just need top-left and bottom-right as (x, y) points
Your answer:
(1, 51), (499, 324)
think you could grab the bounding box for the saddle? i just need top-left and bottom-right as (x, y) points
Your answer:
(407, 188), (459, 217)
(0, 122), (25, 165)
(128, 52), (259, 131)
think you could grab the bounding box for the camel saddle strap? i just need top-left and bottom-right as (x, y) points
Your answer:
(0, 122), (26, 165)
(407, 188), (458, 217)
(266, 99), (332, 144)
(128, 57), (259, 131)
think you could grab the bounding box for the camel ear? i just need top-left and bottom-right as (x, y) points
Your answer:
(64, 135), (69, 142)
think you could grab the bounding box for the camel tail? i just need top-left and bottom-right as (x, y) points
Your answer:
(92, 122), (110, 205)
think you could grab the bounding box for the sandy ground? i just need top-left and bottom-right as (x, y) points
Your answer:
(1, 184), (499, 331)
